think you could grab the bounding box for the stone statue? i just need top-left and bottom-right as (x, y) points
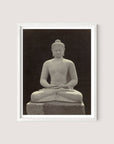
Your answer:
(31, 39), (83, 103)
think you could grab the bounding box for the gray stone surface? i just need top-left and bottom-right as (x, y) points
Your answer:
(26, 101), (85, 115)
(26, 102), (44, 115)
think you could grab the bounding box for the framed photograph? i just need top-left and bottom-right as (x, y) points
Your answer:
(17, 23), (97, 121)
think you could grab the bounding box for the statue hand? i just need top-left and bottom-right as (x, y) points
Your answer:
(56, 84), (68, 89)
(48, 84), (68, 89)
(49, 84), (59, 88)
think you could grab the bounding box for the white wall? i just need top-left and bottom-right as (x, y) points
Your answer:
(0, 0), (114, 144)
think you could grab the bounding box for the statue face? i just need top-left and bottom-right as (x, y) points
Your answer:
(51, 45), (65, 58)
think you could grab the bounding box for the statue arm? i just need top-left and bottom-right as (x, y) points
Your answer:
(40, 61), (50, 88)
(66, 62), (78, 88)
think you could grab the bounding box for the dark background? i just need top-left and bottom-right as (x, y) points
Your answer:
(23, 29), (91, 114)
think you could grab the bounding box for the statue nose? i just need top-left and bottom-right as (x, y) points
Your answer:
(57, 51), (60, 53)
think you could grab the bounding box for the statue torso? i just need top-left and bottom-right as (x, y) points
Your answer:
(47, 58), (69, 85)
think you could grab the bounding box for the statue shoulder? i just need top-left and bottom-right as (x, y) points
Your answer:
(43, 59), (53, 66)
(63, 58), (75, 65)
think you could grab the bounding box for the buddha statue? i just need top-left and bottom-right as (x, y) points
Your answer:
(31, 39), (83, 103)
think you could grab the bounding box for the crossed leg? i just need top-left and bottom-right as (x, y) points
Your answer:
(31, 88), (57, 102)
(31, 88), (83, 103)
(57, 89), (83, 102)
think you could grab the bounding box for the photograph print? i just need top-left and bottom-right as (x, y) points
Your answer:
(17, 23), (97, 120)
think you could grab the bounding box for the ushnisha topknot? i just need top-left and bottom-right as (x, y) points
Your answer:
(51, 39), (65, 49)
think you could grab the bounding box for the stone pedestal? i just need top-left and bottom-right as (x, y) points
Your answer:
(26, 101), (85, 115)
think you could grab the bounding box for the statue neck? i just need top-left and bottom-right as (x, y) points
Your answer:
(53, 57), (64, 61)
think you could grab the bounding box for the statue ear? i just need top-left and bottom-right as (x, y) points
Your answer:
(63, 50), (65, 56)
(52, 51), (55, 57)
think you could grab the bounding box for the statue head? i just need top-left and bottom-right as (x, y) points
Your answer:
(51, 39), (65, 58)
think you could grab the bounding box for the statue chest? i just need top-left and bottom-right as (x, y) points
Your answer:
(48, 62), (68, 75)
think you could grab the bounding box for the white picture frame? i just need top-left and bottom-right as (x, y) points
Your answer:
(17, 23), (97, 121)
